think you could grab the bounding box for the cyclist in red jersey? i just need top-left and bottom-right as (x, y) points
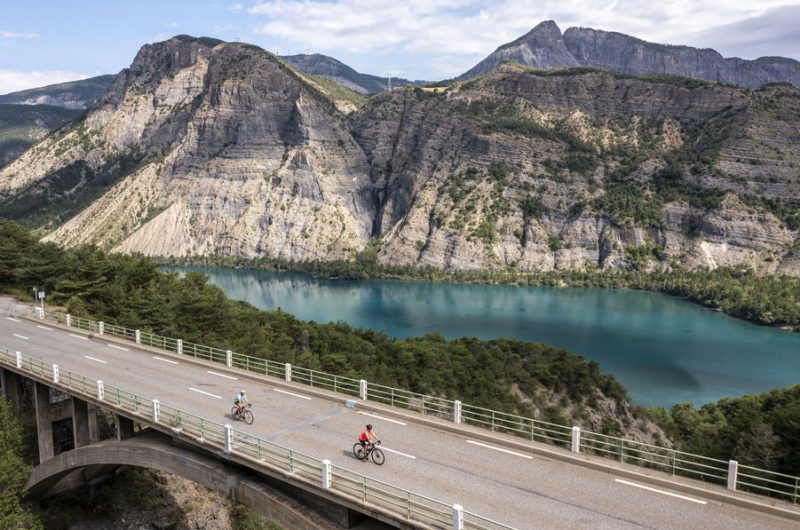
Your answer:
(357, 424), (379, 459)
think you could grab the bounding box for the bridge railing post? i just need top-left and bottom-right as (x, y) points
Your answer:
(452, 504), (464, 530)
(285, 363), (292, 382)
(66, 314), (72, 327)
(135, 329), (141, 344)
(52, 364), (59, 384)
(224, 424), (233, 453)
(454, 400), (462, 424)
(96, 380), (104, 401)
(15, 351), (22, 369)
(98, 321), (104, 335)
(359, 379), (367, 400)
(177, 339), (183, 355)
(728, 460), (738, 491)
(226, 350), (233, 368)
(322, 459), (332, 489)
(571, 426), (581, 453)
(152, 399), (160, 423)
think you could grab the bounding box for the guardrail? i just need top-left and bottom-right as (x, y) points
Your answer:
(0, 346), (515, 530)
(33, 308), (800, 506)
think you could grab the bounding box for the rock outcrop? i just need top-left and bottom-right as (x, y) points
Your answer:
(460, 21), (800, 88)
(0, 36), (798, 275)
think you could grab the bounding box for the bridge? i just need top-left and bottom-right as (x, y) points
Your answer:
(1, 297), (798, 529)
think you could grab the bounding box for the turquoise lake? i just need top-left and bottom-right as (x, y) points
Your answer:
(169, 266), (800, 407)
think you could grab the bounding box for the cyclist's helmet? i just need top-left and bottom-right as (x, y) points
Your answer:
(241, 389), (246, 394)
(366, 424), (372, 430)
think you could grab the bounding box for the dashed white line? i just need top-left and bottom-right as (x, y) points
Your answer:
(36, 325), (53, 331)
(273, 388), (311, 400)
(358, 411), (407, 426)
(188, 387), (221, 399)
(83, 355), (107, 364)
(207, 370), (237, 380)
(12, 333), (29, 340)
(381, 447), (416, 459)
(614, 479), (707, 505)
(153, 356), (178, 365)
(466, 440), (533, 459)
(108, 344), (129, 351)
(69, 333), (88, 340)
(6, 317), (20, 322)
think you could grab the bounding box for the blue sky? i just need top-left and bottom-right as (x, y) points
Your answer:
(2, 0), (799, 94)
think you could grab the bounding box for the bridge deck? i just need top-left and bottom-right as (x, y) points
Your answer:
(1, 305), (798, 530)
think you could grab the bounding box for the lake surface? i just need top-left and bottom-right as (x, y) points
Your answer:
(168, 266), (800, 407)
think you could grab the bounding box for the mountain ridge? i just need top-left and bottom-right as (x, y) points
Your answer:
(0, 36), (798, 276)
(459, 21), (800, 88)
(0, 75), (116, 109)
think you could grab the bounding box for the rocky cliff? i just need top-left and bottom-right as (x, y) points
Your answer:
(460, 21), (800, 89)
(0, 36), (798, 275)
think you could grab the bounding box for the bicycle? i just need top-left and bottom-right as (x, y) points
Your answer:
(231, 403), (254, 425)
(352, 440), (385, 465)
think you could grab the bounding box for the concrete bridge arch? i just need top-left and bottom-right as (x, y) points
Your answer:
(24, 431), (382, 530)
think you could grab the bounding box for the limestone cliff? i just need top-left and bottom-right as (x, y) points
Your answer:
(460, 21), (800, 89)
(0, 36), (798, 275)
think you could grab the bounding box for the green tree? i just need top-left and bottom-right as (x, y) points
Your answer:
(0, 397), (42, 528)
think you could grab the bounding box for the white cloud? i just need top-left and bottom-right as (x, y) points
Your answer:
(167, 22), (179, 28)
(245, 0), (800, 79)
(229, 3), (244, 11)
(0, 70), (89, 95)
(1, 30), (38, 39)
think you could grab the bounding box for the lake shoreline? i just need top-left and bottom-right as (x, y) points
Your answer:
(157, 255), (800, 334)
(163, 263), (800, 408)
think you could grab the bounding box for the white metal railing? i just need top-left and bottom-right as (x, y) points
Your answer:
(0, 346), (516, 530)
(34, 310), (800, 506)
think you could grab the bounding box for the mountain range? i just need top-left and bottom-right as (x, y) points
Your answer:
(0, 30), (798, 275)
(282, 54), (420, 94)
(459, 21), (800, 88)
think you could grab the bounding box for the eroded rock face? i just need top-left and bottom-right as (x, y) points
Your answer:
(1, 36), (798, 275)
(460, 20), (800, 89)
(0, 36), (375, 260)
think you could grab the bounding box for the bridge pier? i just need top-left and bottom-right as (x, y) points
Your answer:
(87, 404), (99, 443)
(72, 398), (91, 448)
(34, 382), (55, 463)
(115, 414), (135, 441)
(0, 367), (24, 415)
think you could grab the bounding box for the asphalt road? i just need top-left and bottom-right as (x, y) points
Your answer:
(1, 299), (798, 530)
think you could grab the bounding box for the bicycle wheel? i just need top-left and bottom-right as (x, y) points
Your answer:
(371, 448), (385, 465)
(231, 406), (240, 421)
(353, 443), (365, 460)
(243, 410), (254, 425)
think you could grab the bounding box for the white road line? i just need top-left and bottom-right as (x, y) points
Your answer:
(108, 344), (129, 351)
(381, 447), (416, 459)
(83, 355), (107, 364)
(273, 388), (311, 400)
(207, 370), (237, 380)
(358, 411), (407, 426)
(153, 356), (178, 365)
(12, 333), (29, 340)
(36, 325), (53, 331)
(466, 440), (533, 459)
(188, 387), (222, 399)
(69, 333), (88, 340)
(6, 317), (20, 322)
(614, 479), (707, 505)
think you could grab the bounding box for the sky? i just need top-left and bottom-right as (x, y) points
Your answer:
(1, 0), (799, 94)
